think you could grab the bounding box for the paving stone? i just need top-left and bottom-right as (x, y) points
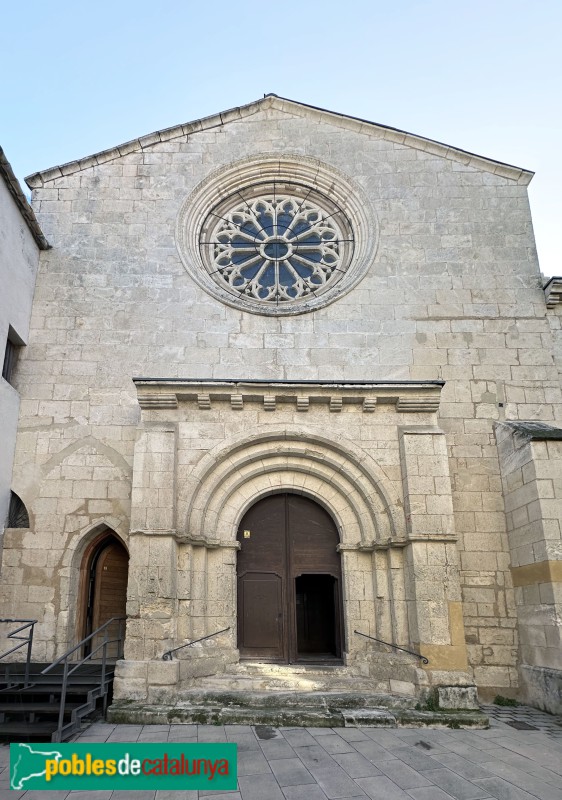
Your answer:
(407, 789), (474, 800)
(168, 724), (198, 738)
(472, 777), (539, 800)
(423, 767), (491, 799)
(317, 734), (356, 755)
(307, 728), (336, 737)
(237, 749), (272, 776)
(294, 744), (336, 768)
(226, 733), (260, 751)
(311, 768), (367, 799)
(392, 746), (443, 771)
(337, 729), (371, 742)
(283, 730), (319, 747)
(330, 752), (383, 778)
(477, 760), (562, 800)
(238, 773), (286, 800)
(355, 775), (411, 799)
(294, 744), (365, 797)
(353, 740), (398, 764)
(225, 725), (255, 735)
(66, 792), (112, 799)
(493, 737), (561, 772)
(477, 747), (562, 788)
(281, 787), (331, 800)
(198, 725), (228, 741)
(431, 753), (496, 780)
(259, 739), (296, 760)
(377, 759), (433, 789)
(199, 794), (241, 800)
(360, 730), (405, 750)
(444, 741), (495, 764)
(269, 757), (316, 786)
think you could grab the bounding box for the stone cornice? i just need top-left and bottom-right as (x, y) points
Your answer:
(338, 534), (457, 552)
(133, 379), (444, 414)
(129, 528), (240, 548)
(26, 95), (533, 188)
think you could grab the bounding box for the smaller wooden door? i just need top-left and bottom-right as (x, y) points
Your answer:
(91, 541), (129, 632)
(237, 494), (286, 660)
(82, 536), (128, 657)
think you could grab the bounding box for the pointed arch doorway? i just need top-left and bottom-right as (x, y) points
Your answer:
(78, 531), (129, 656)
(236, 493), (344, 663)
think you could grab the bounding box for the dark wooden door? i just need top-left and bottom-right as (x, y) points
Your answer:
(237, 493), (342, 662)
(87, 539), (128, 657)
(92, 541), (129, 631)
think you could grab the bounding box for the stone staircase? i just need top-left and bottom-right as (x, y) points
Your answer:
(108, 662), (489, 729)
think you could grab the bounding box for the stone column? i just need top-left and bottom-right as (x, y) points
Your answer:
(399, 427), (474, 699)
(114, 422), (179, 701)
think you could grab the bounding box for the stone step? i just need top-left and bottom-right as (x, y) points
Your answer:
(190, 663), (384, 693)
(196, 675), (380, 692)
(107, 700), (488, 729)
(177, 690), (418, 710)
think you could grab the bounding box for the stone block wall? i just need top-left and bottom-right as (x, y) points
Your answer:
(495, 421), (562, 713)
(3, 97), (559, 697)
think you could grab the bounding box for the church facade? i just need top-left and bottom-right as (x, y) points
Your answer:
(3, 96), (562, 713)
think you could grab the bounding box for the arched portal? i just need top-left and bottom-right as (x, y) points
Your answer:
(78, 531), (129, 655)
(236, 493), (343, 663)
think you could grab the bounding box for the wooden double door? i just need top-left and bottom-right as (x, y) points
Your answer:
(237, 493), (343, 663)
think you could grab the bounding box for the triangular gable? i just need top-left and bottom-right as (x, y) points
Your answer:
(26, 94), (533, 188)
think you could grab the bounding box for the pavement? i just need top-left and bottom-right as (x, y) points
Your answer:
(1, 703), (561, 799)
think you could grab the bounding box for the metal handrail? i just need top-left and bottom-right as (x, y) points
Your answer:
(0, 619), (37, 687)
(162, 627), (230, 660)
(354, 629), (429, 664)
(41, 617), (126, 742)
(42, 617), (125, 672)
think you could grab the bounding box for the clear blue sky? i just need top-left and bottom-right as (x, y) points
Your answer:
(2, 1), (560, 275)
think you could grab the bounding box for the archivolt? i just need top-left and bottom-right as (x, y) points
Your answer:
(184, 428), (404, 546)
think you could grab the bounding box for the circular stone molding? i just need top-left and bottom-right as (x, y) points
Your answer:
(176, 155), (379, 316)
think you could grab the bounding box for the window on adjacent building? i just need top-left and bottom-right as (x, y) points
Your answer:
(2, 326), (22, 385)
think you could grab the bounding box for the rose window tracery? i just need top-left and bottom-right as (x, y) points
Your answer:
(199, 183), (354, 306)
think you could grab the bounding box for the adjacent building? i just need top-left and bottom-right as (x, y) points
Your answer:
(0, 147), (48, 559)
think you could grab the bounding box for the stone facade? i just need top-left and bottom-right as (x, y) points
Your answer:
(2, 96), (561, 711)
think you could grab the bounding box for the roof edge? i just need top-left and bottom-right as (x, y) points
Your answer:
(25, 95), (534, 188)
(496, 420), (562, 442)
(0, 147), (50, 249)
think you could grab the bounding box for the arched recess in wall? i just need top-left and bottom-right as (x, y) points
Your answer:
(76, 527), (129, 657)
(184, 429), (405, 546)
(7, 491), (30, 528)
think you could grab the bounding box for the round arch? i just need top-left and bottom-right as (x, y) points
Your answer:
(184, 428), (405, 546)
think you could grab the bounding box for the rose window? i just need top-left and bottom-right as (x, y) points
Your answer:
(199, 183), (354, 306)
